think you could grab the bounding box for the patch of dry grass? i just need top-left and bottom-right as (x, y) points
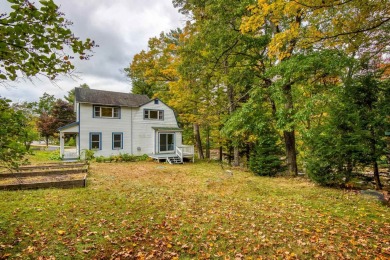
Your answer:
(0, 161), (389, 259)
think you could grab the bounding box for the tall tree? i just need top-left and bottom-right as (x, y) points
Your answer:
(223, 88), (285, 175)
(51, 99), (75, 129)
(125, 29), (181, 99)
(33, 92), (56, 115)
(0, 0), (96, 82)
(12, 101), (39, 151)
(305, 56), (389, 189)
(36, 95), (75, 147)
(0, 97), (31, 170)
(174, 0), (260, 165)
(240, 0), (390, 175)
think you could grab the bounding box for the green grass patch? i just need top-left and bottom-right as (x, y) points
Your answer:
(25, 149), (62, 164)
(0, 161), (389, 259)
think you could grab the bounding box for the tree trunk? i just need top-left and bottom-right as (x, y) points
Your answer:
(205, 126), (210, 159)
(228, 83), (239, 166)
(345, 159), (353, 184)
(282, 84), (298, 176)
(45, 135), (49, 148)
(370, 128), (382, 190)
(387, 150), (390, 174)
(233, 147), (240, 167)
(225, 60), (239, 167)
(283, 130), (298, 176)
(219, 146), (223, 162)
(373, 161), (382, 190)
(194, 123), (204, 159)
(228, 145), (232, 165)
(246, 144), (251, 163)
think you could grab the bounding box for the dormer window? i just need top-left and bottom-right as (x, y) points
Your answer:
(144, 109), (163, 120)
(94, 106), (120, 118)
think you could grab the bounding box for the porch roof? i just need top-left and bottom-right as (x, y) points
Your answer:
(58, 122), (79, 132)
(152, 127), (183, 132)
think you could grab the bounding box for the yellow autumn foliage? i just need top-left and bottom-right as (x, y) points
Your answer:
(241, 0), (389, 60)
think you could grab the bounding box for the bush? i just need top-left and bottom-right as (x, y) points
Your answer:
(94, 154), (150, 163)
(137, 154), (150, 161)
(95, 156), (105, 163)
(121, 153), (136, 162)
(306, 157), (346, 186)
(83, 149), (95, 161)
(249, 126), (284, 176)
(49, 150), (62, 161)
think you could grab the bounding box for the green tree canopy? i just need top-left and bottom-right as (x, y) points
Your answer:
(0, 97), (31, 170)
(0, 0), (96, 81)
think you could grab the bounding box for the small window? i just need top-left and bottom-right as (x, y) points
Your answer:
(94, 106), (100, 117)
(90, 133), (101, 150)
(154, 99), (159, 104)
(94, 106), (120, 118)
(112, 133), (123, 150)
(144, 109), (164, 120)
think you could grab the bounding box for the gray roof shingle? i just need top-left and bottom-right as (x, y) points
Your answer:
(75, 88), (150, 107)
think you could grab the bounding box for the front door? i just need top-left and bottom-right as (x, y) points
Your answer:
(159, 133), (175, 153)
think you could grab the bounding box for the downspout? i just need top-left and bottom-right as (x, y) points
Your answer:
(154, 130), (157, 154)
(78, 103), (81, 158)
(130, 107), (133, 155)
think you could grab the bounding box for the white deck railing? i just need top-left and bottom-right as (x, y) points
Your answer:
(176, 145), (194, 162)
(176, 146), (183, 161)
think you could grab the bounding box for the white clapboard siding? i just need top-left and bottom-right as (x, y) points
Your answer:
(77, 100), (182, 158)
(79, 103), (133, 157)
(132, 100), (182, 155)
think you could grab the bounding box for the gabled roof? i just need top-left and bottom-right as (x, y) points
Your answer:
(75, 88), (150, 107)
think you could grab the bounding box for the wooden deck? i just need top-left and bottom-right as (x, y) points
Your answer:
(149, 153), (177, 162)
(149, 145), (195, 163)
(148, 153), (194, 160)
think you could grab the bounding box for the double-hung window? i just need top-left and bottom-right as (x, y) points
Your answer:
(144, 109), (163, 120)
(90, 133), (102, 150)
(112, 133), (123, 150)
(94, 106), (120, 118)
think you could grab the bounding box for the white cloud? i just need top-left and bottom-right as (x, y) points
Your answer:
(0, 0), (185, 102)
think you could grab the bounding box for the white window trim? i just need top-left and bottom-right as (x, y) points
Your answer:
(144, 109), (164, 120)
(93, 106), (120, 119)
(90, 132), (102, 150)
(112, 132), (123, 150)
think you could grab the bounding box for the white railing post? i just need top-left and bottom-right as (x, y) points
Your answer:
(176, 146), (183, 161)
(176, 145), (195, 162)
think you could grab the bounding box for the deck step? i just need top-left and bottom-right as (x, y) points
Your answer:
(167, 156), (183, 164)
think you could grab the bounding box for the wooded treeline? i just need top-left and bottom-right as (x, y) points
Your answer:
(126, 0), (390, 188)
(0, 85), (89, 170)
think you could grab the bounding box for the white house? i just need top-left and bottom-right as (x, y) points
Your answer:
(58, 88), (193, 163)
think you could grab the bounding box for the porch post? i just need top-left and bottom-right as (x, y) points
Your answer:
(60, 132), (65, 158)
(76, 134), (80, 157)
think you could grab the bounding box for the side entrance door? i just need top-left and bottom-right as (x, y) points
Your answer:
(159, 133), (175, 153)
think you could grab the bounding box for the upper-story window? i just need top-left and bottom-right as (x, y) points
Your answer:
(144, 109), (163, 120)
(94, 106), (120, 118)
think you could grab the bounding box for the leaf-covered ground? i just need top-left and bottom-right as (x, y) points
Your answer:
(0, 161), (389, 259)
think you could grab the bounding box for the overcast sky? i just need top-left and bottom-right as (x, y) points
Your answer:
(0, 0), (185, 102)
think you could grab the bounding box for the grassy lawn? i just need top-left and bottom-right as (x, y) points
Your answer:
(0, 161), (389, 259)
